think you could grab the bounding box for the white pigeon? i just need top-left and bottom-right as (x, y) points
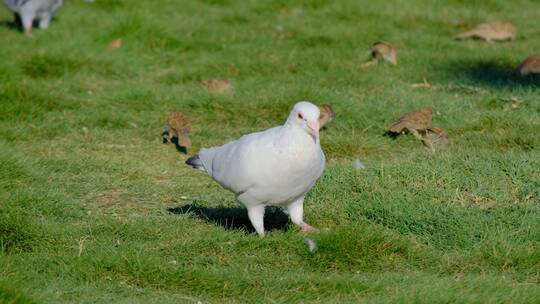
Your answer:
(186, 101), (325, 236)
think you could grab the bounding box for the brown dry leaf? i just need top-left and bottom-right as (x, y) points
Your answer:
(502, 97), (523, 112)
(201, 79), (234, 94)
(510, 98), (522, 109)
(109, 38), (122, 49)
(455, 21), (516, 42)
(453, 191), (495, 209)
(515, 55), (540, 76)
(94, 190), (143, 217)
(318, 104), (335, 129)
(228, 64), (240, 76)
(78, 238), (85, 257)
(411, 78), (431, 88)
(512, 193), (535, 205)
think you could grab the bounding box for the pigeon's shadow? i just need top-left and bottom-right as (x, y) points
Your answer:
(0, 19), (19, 31)
(167, 204), (290, 233)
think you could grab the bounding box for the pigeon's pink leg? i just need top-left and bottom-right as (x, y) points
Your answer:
(301, 224), (319, 233)
(288, 197), (318, 233)
(20, 13), (34, 36)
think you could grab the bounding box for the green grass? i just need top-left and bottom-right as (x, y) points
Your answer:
(1, 0), (539, 302)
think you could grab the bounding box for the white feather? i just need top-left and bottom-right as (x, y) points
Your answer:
(304, 237), (318, 253)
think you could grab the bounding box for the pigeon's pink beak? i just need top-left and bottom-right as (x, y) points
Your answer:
(307, 121), (320, 138)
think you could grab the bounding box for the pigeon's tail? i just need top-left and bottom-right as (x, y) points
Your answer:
(186, 154), (206, 171)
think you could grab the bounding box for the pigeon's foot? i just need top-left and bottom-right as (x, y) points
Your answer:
(301, 224), (319, 234)
(21, 15), (33, 36)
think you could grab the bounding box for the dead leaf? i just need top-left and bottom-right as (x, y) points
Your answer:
(201, 79), (234, 94)
(109, 38), (122, 49)
(411, 78), (431, 88)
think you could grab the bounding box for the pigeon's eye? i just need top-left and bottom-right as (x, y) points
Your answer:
(297, 113), (304, 120)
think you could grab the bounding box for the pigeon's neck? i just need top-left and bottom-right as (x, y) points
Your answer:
(277, 123), (319, 150)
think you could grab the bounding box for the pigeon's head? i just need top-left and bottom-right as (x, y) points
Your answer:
(288, 101), (321, 139)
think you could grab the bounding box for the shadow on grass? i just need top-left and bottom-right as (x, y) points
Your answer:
(382, 130), (400, 139)
(447, 60), (539, 88)
(167, 204), (290, 233)
(161, 130), (188, 154)
(1, 15), (60, 33)
(0, 19), (19, 32)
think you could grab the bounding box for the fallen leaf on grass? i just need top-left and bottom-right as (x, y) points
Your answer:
(502, 97), (523, 112)
(201, 79), (234, 94)
(109, 38), (122, 49)
(411, 78), (431, 88)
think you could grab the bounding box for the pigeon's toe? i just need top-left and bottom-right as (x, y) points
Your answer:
(301, 224), (319, 234)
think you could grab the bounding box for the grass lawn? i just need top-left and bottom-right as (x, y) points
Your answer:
(1, 0), (540, 302)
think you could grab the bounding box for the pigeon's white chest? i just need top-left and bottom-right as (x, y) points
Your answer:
(285, 145), (323, 174)
(262, 143), (324, 205)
